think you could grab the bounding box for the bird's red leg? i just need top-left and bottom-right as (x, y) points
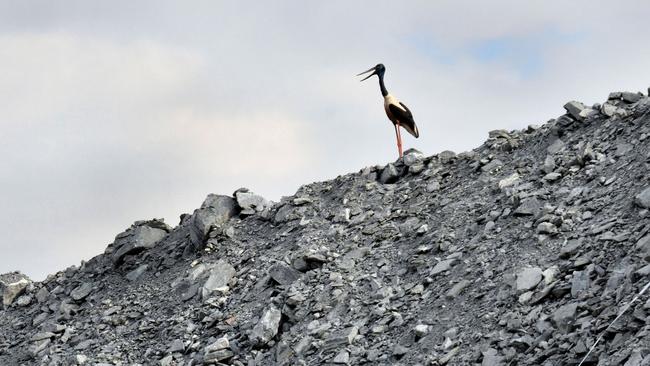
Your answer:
(395, 122), (403, 158)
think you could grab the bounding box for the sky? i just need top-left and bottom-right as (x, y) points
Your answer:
(1, 1), (650, 280)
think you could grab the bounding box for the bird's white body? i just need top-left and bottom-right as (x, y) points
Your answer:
(383, 93), (419, 138)
(383, 94), (402, 122)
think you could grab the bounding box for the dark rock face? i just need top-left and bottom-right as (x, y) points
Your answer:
(189, 194), (238, 249)
(111, 221), (170, 266)
(2, 90), (650, 365)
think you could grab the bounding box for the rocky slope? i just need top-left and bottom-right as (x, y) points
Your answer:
(2, 90), (650, 366)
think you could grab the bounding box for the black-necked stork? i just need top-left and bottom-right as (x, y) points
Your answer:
(358, 63), (419, 158)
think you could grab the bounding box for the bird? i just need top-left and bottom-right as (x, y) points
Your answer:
(357, 63), (419, 158)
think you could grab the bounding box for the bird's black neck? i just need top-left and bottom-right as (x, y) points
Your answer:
(378, 74), (388, 97)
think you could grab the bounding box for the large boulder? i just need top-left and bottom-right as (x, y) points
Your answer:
(189, 194), (238, 249)
(110, 219), (170, 266)
(234, 188), (271, 216)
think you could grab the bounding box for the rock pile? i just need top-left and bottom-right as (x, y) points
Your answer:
(2, 90), (650, 365)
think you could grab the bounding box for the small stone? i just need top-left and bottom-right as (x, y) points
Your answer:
(168, 339), (184, 353)
(202, 260), (236, 299)
(402, 149), (424, 166)
(393, 344), (409, 356)
(537, 222), (558, 235)
(516, 267), (543, 292)
(380, 163), (400, 184)
(553, 302), (578, 333)
(482, 348), (504, 366)
(205, 337), (230, 352)
(571, 270), (590, 298)
(543, 172), (562, 182)
(251, 305), (282, 345)
(70, 283), (93, 301)
(547, 138), (565, 154)
(445, 280), (470, 299)
(126, 264), (148, 282)
(269, 263), (302, 286)
(498, 173), (520, 189)
(514, 197), (541, 216)
(159, 355), (173, 366)
(75, 355), (88, 365)
(414, 324), (429, 338)
(438, 150), (456, 164)
(635, 187), (650, 208)
(332, 350), (350, 364)
(542, 155), (556, 174)
(430, 259), (457, 276)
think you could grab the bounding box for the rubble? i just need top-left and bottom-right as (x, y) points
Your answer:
(1, 91), (650, 365)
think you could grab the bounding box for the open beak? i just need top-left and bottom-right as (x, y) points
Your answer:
(357, 66), (376, 81)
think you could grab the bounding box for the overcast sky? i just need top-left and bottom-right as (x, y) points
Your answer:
(1, 1), (649, 280)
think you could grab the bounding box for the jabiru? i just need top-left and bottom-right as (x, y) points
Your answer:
(357, 63), (419, 158)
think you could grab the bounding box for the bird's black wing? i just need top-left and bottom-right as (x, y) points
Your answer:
(389, 102), (419, 138)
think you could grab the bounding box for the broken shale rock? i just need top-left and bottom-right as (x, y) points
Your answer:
(1, 89), (650, 365)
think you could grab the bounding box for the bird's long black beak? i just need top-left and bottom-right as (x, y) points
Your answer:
(357, 66), (376, 81)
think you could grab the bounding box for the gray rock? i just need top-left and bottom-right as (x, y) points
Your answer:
(332, 350), (350, 364)
(516, 267), (542, 292)
(563, 101), (594, 121)
(70, 282), (93, 301)
(402, 149), (424, 166)
(2, 278), (30, 306)
(622, 91), (643, 103)
(202, 260), (236, 298)
(635, 187), (650, 208)
(571, 270), (590, 298)
(601, 102), (628, 118)
(514, 197), (541, 216)
(636, 264), (650, 276)
(234, 188), (271, 215)
(560, 239), (582, 259)
(537, 222), (558, 235)
(251, 305), (282, 345)
(553, 302), (578, 332)
(542, 155), (556, 174)
(482, 348), (504, 366)
(636, 234), (650, 260)
(205, 337), (229, 353)
(446, 280), (470, 299)
(189, 194), (238, 248)
(203, 349), (234, 363)
(35, 287), (49, 303)
(379, 163), (400, 184)
(542, 172), (562, 182)
(438, 150), (456, 164)
(269, 263), (301, 285)
(168, 339), (184, 353)
(498, 173), (519, 189)
(113, 224), (168, 265)
(430, 259), (457, 276)
(126, 264), (149, 282)
(414, 324), (429, 338)
(547, 138), (566, 154)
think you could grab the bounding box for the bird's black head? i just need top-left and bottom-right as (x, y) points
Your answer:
(357, 63), (385, 81)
